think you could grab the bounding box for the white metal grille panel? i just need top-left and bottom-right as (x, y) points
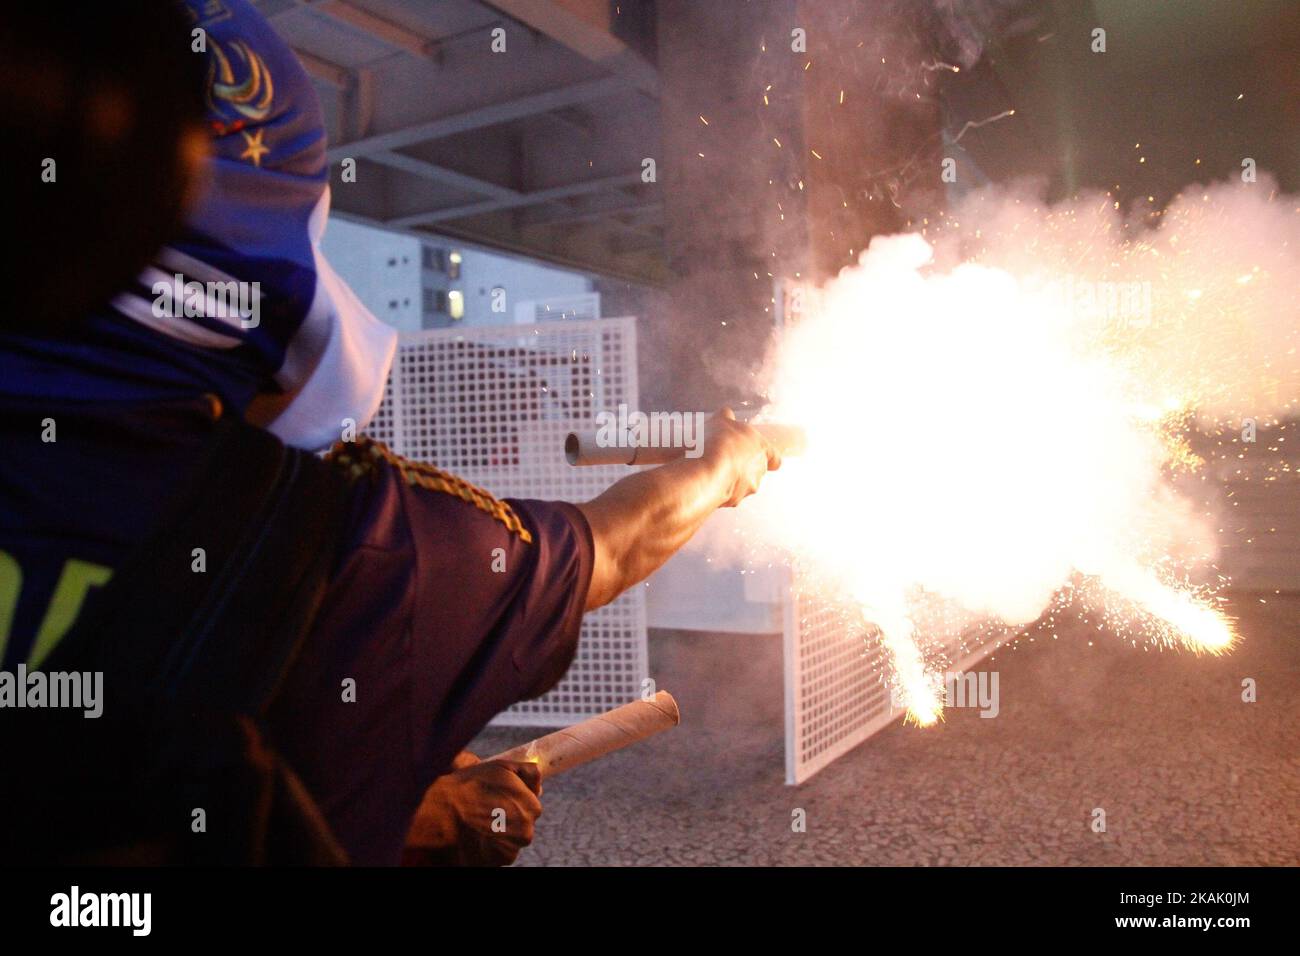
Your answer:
(362, 367), (398, 448)
(365, 317), (647, 726)
(784, 567), (1007, 784)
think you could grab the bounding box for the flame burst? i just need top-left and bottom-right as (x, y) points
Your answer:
(744, 179), (1297, 722)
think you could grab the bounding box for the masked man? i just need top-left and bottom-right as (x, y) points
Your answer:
(0, 0), (777, 865)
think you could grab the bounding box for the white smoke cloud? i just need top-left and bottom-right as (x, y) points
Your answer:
(731, 177), (1297, 720)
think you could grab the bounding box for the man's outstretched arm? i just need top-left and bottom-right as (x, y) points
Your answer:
(577, 410), (781, 611)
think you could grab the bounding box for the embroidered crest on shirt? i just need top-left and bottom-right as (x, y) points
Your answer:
(205, 37), (275, 141)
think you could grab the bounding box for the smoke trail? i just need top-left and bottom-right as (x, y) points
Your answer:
(741, 176), (1297, 721)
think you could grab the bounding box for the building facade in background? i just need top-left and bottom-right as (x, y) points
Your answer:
(321, 218), (597, 331)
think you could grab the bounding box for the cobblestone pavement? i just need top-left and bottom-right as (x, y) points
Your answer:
(469, 593), (1299, 866)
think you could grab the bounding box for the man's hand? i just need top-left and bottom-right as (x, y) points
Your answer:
(703, 408), (782, 507)
(402, 751), (543, 867)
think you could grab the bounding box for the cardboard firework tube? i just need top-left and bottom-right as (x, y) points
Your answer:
(487, 691), (681, 778)
(565, 423), (806, 466)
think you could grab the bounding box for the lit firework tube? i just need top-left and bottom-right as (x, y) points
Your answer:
(565, 421), (807, 466)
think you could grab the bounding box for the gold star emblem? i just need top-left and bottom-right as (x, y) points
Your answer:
(239, 128), (269, 167)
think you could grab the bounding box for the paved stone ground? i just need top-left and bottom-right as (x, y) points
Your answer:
(469, 593), (1299, 865)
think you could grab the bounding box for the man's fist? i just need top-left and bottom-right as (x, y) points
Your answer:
(703, 408), (782, 507)
(402, 751), (544, 867)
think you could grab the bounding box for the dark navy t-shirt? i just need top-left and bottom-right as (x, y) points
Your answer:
(0, 398), (593, 864)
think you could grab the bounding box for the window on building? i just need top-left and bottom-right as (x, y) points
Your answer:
(448, 289), (464, 320)
(448, 250), (462, 280)
(422, 245), (447, 273)
(422, 288), (435, 315)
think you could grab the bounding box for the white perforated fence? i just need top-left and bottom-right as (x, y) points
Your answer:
(365, 317), (647, 727)
(783, 567), (1009, 784)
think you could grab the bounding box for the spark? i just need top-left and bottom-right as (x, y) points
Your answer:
(951, 109), (1016, 144)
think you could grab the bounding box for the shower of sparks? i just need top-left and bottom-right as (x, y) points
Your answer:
(739, 178), (1297, 724)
